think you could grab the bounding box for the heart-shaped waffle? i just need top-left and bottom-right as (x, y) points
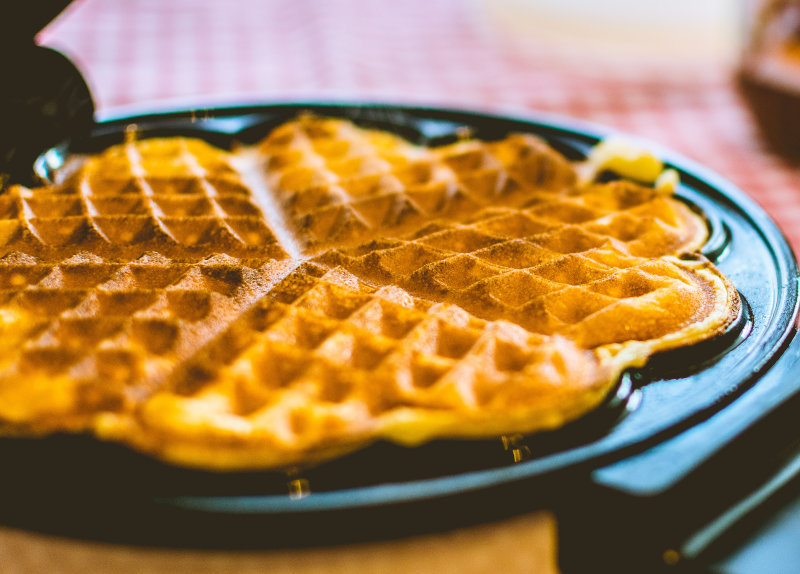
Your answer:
(0, 116), (738, 470)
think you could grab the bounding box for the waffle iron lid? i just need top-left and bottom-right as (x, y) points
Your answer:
(3, 102), (799, 547)
(0, 1), (93, 186)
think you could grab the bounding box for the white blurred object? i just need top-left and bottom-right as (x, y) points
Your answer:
(477, 0), (740, 69)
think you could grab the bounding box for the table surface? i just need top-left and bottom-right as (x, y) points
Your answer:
(10, 0), (799, 572)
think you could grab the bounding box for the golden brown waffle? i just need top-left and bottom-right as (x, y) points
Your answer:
(11, 137), (288, 261)
(0, 116), (739, 470)
(259, 116), (576, 251)
(319, 180), (711, 347)
(0, 252), (293, 434)
(0, 137), (293, 433)
(96, 259), (735, 470)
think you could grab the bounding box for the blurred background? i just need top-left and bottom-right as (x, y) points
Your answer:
(37, 0), (800, 258)
(11, 2), (800, 572)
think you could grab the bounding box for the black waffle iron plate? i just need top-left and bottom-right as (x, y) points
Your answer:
(1, 102), (798, 551)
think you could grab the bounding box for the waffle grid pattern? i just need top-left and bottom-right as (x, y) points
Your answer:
(101, 263), (620, 467)
(319, 180), (709, 346)
(261, 117), (575, 251)
(0, 248), (292, 430)
(3, 138), (287, 261)
(0, 117), (738, 469)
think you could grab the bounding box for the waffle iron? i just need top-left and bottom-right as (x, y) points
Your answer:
(2, 9), (800, 574)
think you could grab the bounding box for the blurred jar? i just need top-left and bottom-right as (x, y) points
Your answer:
(740, 0), (800, 156)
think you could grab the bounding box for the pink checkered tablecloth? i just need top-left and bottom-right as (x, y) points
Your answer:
(36, 0), (800, 253)
(1, 2), (794, 572)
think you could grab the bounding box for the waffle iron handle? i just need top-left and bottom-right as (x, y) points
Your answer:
(0, 0), (94, 186)
(557, 444), (800, 573)
(556, 334), (800, 573)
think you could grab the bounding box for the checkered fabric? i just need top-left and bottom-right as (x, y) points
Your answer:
(38, 0), (800, 252)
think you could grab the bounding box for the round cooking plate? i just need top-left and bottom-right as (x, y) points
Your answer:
(6, 102), (798, 547)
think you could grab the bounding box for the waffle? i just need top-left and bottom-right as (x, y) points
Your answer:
(258, 116), (576, 251)
(0, 116), (739, 470)
(0, 136), (296, 435)
(319, 180), (711, 344)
